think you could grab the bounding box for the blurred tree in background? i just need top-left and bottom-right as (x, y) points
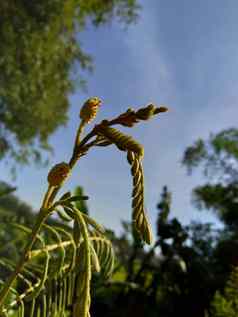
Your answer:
(182, 128), (238, 228)
(0, 181), (69, 263)
(0, 181), (32, 263)
(210, 266), (238, 317)
(182, 129), (238, 269)
(0, 0), (139, 166)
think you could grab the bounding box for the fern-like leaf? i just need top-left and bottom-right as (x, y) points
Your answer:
(127, 151), (153, 244)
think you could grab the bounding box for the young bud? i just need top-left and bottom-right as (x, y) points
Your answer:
(80, 97), (102, 124)
(47, 162), (71, 186)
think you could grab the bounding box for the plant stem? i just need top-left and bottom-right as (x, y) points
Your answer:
(73, 209), (91, 317)
(72, 120), (85, 157)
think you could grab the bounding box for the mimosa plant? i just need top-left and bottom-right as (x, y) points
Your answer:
(0, 98), (167, 316)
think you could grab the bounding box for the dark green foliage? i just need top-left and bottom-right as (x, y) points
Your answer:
(0, 182), (16, 197)
(0, 182), (34, 224)
(0, 181), (36, 262)
(155, 189), (218, 317)
(182, 139), (207, 174)
(211, 129), (238, 159)
(0, 0), (139, 165)
(157, 185), (171, 224)
(210, 266), (238, 317)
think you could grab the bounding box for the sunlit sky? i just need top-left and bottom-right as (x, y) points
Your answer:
(1, 0), (238, 234)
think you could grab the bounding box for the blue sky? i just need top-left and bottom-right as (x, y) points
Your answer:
(1, 0), (238, 234)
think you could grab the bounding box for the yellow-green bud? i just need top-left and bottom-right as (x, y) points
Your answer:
(80, 97), (102, 124)
(47, 162), (71, 186)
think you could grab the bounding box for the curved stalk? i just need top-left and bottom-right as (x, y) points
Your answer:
(72, 209), (91, 317)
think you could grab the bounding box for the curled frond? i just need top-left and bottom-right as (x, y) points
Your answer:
(127, 151), (153, 244)
(96, 125), (144, 158)
(95, 135), (113, 147)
